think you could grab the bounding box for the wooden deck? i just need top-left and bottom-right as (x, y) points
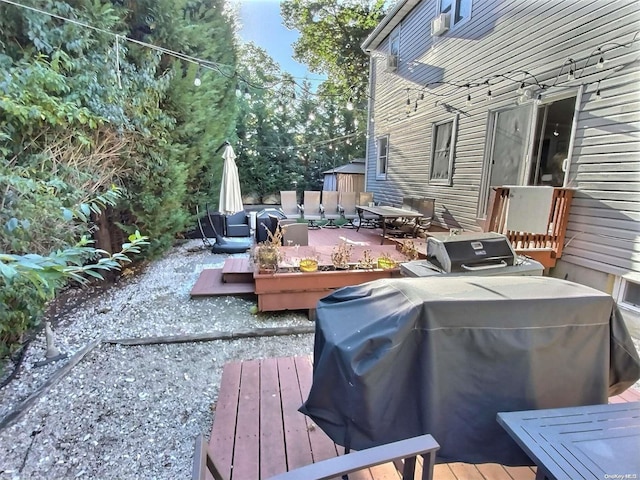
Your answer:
(207, 356), (640, 479)
(189, 226), (414, 298)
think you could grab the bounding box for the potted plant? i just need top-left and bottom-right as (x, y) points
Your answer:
(400, 239), (420, 261)
(376, 252), (397, 270)
(254, 225), (283, 273)
(356, 249), (376, 269)
(331, 242), (353, 270)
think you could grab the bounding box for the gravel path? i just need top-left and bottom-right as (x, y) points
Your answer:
(0, 240), (313, 480)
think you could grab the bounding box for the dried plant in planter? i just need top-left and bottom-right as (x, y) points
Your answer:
(331, 241), (353, 269)
(400, 239), (420, 260)
(356, 249), (376, 269)
(253, 224), (283, 272)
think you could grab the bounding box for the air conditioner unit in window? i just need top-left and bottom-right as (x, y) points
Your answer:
(385, 54), (398, 72)
(431, 12), (450, 36)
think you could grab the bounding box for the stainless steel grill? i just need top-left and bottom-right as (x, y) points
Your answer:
(401, 232), (544, 277)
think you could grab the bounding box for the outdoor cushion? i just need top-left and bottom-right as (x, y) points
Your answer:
(211, 235), (252, 254)
(225, 211), (250, 237)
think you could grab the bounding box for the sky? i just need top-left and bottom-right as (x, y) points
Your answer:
(234, 0), (326, 87)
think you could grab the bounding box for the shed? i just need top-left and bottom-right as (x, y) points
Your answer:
(322, 158), (365, 193)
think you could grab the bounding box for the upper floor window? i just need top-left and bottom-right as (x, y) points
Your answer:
(429, 116), (458, 185)
(376, 135), (389, 179)
(389, 29), (400, 57)
(439, 0), (472, 27)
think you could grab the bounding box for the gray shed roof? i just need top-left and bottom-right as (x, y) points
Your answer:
(323, 159), (366, 175)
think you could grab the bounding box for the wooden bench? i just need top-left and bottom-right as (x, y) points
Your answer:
(193, 356), (439, 480)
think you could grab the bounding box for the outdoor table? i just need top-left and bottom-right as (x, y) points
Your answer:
(355, 205), (423, 244)
(497, 401), (640, 480)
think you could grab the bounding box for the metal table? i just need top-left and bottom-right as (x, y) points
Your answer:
(497, 401), (640, 480)
(356, 205), (423, 244)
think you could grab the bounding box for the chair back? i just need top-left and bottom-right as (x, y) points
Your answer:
(358, 192), (374, 206)
(303, 191), (321, 211)
(339, 191), (357, 215)
(322, 191), (339, 214)
(280, 191), (300, 217)
(282, 222), (309, 246)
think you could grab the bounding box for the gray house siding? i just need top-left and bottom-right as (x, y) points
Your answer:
(364, 0), (640, 277)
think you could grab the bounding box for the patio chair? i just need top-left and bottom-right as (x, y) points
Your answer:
(224, 211), (250, 237)
(387, 197), (435, 238)
(193, 433), (439, 480)
(338, 191), (359, 228)
(206, 206), (252, 254)
(280, 191), (302, 219)
(301, 191), (322, 229)
(357, 192), (379, 228)
(320, 191), (340, 228)
(282, 222), (309, 246)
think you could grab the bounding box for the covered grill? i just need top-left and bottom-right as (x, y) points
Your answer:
(299, 276), (640, 465)
(401, 231), (544, 277)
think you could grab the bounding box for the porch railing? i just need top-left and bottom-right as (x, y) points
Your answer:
(485, 187), (575, 269)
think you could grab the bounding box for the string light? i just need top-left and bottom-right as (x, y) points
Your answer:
(308, 112), (316, 121)
(567, 59), (575, 80)
(595, 80), (602, 100)
(553, 124), (559, 136)
(346, 97), (354, 110)
(193, 65), (201, 87)
(596, 55), (605, 69)
(465, 84), (472, 106)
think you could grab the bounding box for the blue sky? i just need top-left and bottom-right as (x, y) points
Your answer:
(235, 0), (325, 87)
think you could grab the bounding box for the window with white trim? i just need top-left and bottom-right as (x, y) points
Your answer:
(429, 116), (458, 185)
(389, 29), (400, 57)
(439, 0), (472, 28)
(376, 135), (389, 179)
(614, 278), (640, 314)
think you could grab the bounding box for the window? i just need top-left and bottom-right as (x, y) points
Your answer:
(389, 29), (400, 57)
(439, 0), (472, 27)
(376, 136), (389, 179)
(429, 116), (458, 185)
(614, 278), (640, 314)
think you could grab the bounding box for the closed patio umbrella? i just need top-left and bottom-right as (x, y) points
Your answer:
(218, 144), (243, 214)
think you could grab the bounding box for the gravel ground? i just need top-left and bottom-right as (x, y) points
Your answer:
(0, 240), (313, 480)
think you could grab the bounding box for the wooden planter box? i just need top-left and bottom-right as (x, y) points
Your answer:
(254, 268), (399, 313)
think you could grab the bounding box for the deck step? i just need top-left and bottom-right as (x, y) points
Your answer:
(190, 268), (255, 297)
(222, 258), (254, 283)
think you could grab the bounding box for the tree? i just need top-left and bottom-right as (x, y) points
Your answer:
(280, 0), (386, 104)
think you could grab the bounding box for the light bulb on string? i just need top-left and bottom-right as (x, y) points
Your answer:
(346, 97), (354, 110)
(596, 48), (605, 69)
(466, 93), (472, 107)
(235, 84), (242, 97)
(517, 82), (525, 94)
(308, 112), (316, 121)
(414, 100), (419, 112)
(243, 86), (251, 100)
(486, 89), (492, 101)
(353, 118), (359, 127)
(535, 93), (543, 105)
(553, 124), (559, 136)
(567, 59), (575, 80)
(595, 81), (602, 100)
(193, 65), (201, 86)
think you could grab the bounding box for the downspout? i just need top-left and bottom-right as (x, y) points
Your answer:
(563, 84), (584, 187)
(364, 54), (374, 190)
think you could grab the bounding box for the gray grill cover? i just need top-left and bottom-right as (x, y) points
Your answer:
(299, 276), (640, 465)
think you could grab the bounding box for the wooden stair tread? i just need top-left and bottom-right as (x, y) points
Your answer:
(190, 268), (255, 297)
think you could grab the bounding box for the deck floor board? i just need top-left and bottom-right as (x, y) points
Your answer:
(208, 356), (639, 479)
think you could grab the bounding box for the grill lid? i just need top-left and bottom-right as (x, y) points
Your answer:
(426, 232), (516, 273)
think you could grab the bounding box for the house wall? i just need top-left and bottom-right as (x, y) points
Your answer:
(365, 0), (640, 278)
